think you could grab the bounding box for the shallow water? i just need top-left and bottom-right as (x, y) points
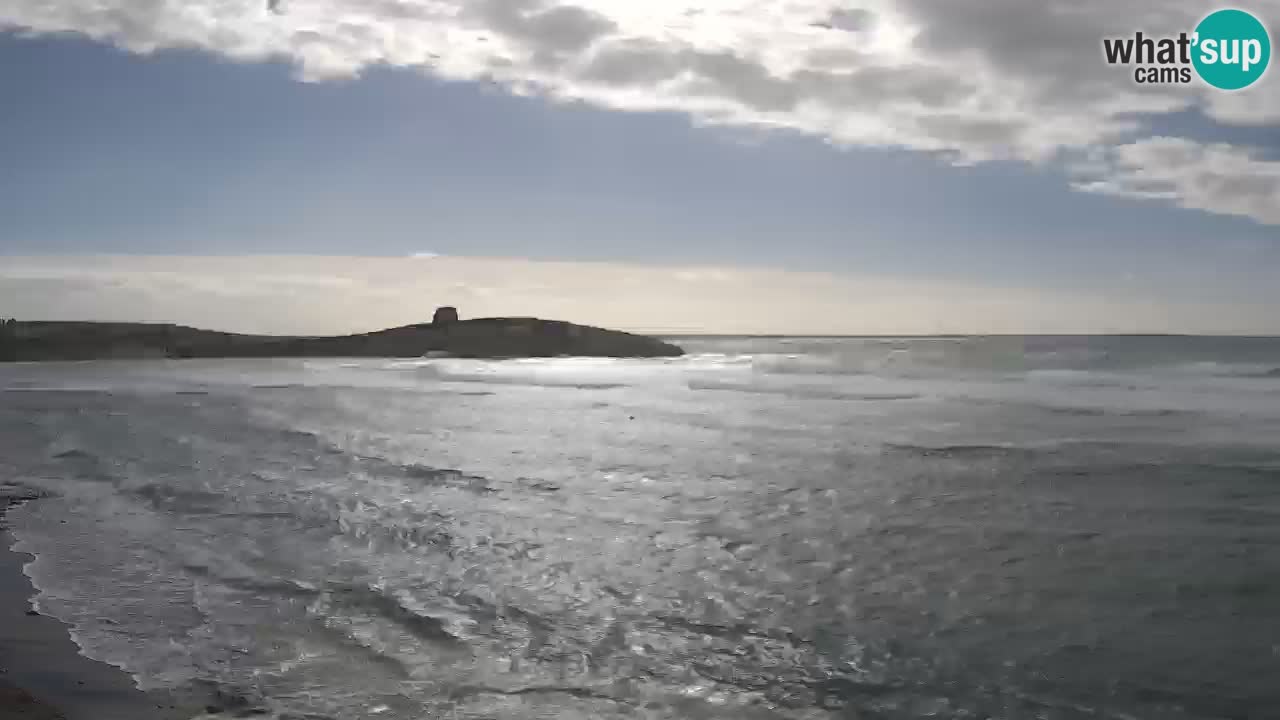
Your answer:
(2, 336), (1279, 719)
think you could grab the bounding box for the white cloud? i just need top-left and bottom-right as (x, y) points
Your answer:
(1, 255), (1276, 335)
(2, 0), (1279, 222)
(1072, 137), (1280, 224)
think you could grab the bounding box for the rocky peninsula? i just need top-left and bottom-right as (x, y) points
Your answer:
(0, 308), (683, 361)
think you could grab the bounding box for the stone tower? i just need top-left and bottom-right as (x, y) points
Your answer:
(432, 306), (459, 325)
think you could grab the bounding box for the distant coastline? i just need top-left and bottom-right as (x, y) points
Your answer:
(0, 315), (684, 362)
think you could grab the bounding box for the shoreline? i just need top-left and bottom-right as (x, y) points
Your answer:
(0, 490), (208, 720)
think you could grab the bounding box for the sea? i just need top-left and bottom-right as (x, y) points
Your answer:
(2, 336), (1279, 720)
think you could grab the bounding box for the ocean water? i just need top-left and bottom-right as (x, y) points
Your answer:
(2, 336), (1279, 720)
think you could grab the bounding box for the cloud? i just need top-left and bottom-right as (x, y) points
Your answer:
(1, 255), (1276, 335)
(2, 0), (1278, 222)
(1072, 137), (1280, 224)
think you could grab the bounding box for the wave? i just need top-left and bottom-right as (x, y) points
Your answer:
(651, 612), (811, 648)
(883, 443), (1040, 460)
(0, 482), (46, 514)
(321, 583), (467, 646)
(48, 447), (120, 483)
(964, 400), (1194, 418)
(400, 464), (495, 494)
(1024, 369), (1144, 387)
(408, 364), (628, 390)
(181, 562), (322, 601)
(2, 386), (116, 394)
(51, 448), (96, 461)
(132, 483), (225, 511)
(687, 379), (919, 401)
(749, 353), (875, 377)
(1155, 361), (1280, 379)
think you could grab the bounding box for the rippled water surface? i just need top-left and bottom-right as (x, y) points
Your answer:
(3, 336), (1280, 719)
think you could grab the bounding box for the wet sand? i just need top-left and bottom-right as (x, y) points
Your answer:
(0, 490), (206, 720)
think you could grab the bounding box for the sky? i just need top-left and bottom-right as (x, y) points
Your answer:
(1, 0), (1279, 335)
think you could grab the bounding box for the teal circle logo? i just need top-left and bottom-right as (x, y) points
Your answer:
(1193, 9), (1271, 90)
